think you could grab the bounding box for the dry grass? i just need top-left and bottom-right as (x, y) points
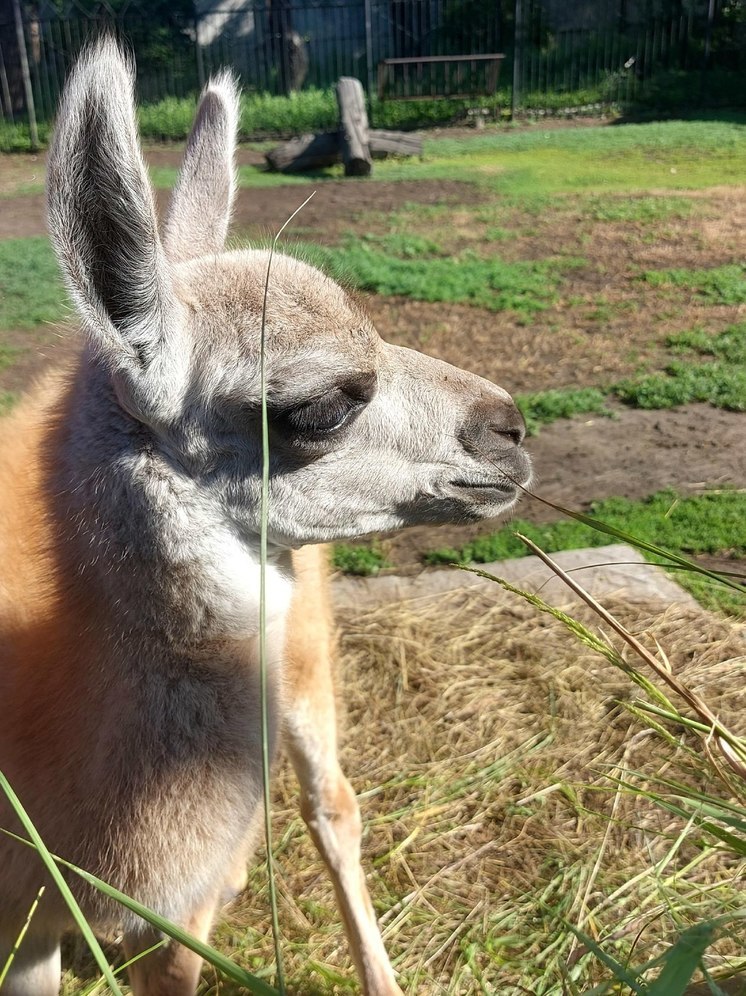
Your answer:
(136, 588), (746, 996)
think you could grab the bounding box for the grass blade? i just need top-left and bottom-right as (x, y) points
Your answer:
(0, 772), (123, 996)
(516, 487), (744, 592)
(0, 885), (45, 988)
(563, 922), (647, 993)
(645, 922), (715, 996)
(258, 191), (315, 994)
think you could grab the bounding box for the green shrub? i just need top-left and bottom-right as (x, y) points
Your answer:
(332, 543), (390, 576)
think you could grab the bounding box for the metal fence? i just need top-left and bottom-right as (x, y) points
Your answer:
(1, 0), (744, 126)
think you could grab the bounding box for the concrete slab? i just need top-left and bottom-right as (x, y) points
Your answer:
(332, 544), (700, 610)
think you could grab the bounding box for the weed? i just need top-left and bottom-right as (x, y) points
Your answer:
(0, 345), (18, 371)
(332, 543), (390, 576)
(615, 360), (746, 411)
(516, 387), (612, 435)
(357, 232), (444, 258)
(587, 194), (693, 223)
(643, 264), (746, 305)
(616, 322), (746, 412)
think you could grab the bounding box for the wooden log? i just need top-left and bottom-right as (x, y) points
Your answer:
(369, 129), (422, 159)
(265, 132), (340, 173)
(265, 129), (422, 173)
(335, 77), (371, 176)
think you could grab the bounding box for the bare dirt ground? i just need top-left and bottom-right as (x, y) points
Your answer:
(1, 151), (744, 572)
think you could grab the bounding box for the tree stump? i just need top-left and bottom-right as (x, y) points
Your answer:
(335, 76), (371, 176)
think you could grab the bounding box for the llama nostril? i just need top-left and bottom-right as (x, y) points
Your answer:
(459, 398), (527, 456)
(498, 425), (525, 447)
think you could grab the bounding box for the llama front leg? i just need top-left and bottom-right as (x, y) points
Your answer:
(285, 545), (403, 996)
(285, 703), (403, 996)
(123, 898), (216, 996)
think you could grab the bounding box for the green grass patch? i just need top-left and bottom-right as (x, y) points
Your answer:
(586, 193), (694, 223)
(0, 344), (18, 370)
(424, 489), (746, 616)
(0, 237), (67, 331)
(516, 387), (612, 435)
(615, 322), (746, 412)
(356, 232), (445, 258)
(291, 240), (572, 316)
(332, 543), (390, 576)
(667, 323), (746, 363)
(643, 264), (746, 304)
(517, 324), (746, 429)
(615, 360), (746, 411)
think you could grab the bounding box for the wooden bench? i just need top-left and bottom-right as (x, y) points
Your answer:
(377, 54), (505, 102)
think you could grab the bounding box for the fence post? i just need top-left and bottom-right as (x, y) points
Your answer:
(194, 13), (205, 90)
(364, 0), (374, 107)
(511, 0), (523, 118)
(12, 0), (38, 149)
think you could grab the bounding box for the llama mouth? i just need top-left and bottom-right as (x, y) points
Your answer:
(450, 480), (518, 497)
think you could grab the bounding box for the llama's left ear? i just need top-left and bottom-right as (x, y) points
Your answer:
(162, 71), (240, 263)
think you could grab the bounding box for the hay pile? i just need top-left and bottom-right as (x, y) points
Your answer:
(205, 588), (745, 995)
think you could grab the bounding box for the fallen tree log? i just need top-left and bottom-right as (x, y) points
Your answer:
(265, 130), (423, 173)
(265, 132), (339, 173)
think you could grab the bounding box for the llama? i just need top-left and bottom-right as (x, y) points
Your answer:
(0, 40), (531, 996)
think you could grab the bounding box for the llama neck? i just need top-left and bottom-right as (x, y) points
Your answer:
(53, 362), (294, 649)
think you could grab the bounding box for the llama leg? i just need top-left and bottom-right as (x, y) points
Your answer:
(123, 899), (216, 996)
(285, 664), (403, 996)
(0, 927), (61, 996)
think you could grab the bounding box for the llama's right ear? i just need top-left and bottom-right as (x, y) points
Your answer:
(47, 38), (182, 417)
(162, 71), (239, 263)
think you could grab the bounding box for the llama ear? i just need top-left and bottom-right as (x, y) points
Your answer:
(162, 71), (239, 263)
(47, 39), (180, 386)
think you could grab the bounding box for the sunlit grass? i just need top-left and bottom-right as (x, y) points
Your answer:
(0, 237), (68, 330)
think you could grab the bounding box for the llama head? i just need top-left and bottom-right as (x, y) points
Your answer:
(47, 39), (531, 548)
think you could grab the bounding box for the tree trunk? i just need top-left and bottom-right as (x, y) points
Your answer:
(335, 76), (371, 176)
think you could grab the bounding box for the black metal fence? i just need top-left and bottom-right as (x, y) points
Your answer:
(1, 0), (744, 126)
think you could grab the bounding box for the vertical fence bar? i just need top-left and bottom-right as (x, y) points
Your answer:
(12, 0), (38, 148)
(364, 0), (374, 99)
(511, 0), (522, 116)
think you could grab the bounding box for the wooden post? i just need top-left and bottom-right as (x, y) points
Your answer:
(511, 0), (523, 119)
(335, 76), (372, 177)
(364, 0), (374, 115)
(12, 0), (38, 149)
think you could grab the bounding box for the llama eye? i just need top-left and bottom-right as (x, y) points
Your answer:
(279, 391), (363, 438)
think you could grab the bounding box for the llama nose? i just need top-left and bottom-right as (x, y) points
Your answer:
(458, 395), (527, 456)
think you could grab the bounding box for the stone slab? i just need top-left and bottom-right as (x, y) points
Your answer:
(332, 544), (700, 610)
